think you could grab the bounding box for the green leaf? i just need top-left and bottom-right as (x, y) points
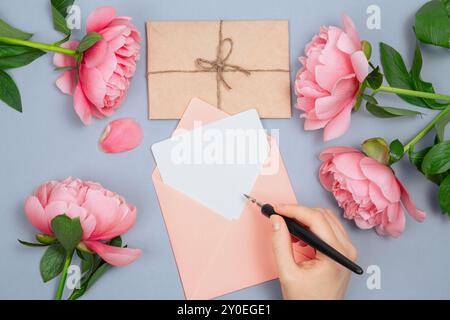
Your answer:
(410, 45), (447, 109)
(51, 0), (75, 36)
(0, 70), (22, 112)
(389, 139), (405, 164)
(40, 243), (66, 282)
(439, 174), (450, 214)
(414, 0), (450, 49)
(18, 239), (48, 247)
(85, 263), (111, 291)
(77, 32), (102, 53)
(0, 19), (32, 40)
(435, 110), (450, 142)
(422, 140), (450, 175)
(366, 102), (424, 118)
(0, 44), (45, 69)
(379, 42), (428, 108)
(409, 145), (445, 184)
(409, 146), (432, 171)
(51, 214), (83, 253)
(109, 236), (122, 247)
(366, 66), (383, 90)
(77, 250), (95, 274)
(362, 94), (378, 105)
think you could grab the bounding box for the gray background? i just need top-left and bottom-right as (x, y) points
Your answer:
(0, 0), (449, 299)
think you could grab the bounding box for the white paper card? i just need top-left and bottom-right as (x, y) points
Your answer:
(151, 109), (269, 220)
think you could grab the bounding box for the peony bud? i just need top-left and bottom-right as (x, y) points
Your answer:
(362, 137), (390, 165)
(99, 118), (143, 153)
(361, 40), (372, 59)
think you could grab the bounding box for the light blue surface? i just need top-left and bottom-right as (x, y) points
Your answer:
(1, 0), (449, 299)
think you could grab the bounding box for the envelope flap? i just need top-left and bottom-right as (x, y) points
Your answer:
(147, 21), (219, 71)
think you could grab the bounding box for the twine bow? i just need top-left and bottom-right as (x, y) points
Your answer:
(195, 38), (251, 91)
(194, 21), (251, 108)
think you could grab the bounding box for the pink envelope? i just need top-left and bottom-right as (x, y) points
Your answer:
(152, 98), (315, 299)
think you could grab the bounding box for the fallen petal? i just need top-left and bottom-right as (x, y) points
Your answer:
(99, 118), (143, 153)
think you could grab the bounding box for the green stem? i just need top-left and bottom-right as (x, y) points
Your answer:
(375, 86), (450, 102)
(0, 36), (78, 57)
(55, 250), (73, 300)
(404, 106), (450, 153)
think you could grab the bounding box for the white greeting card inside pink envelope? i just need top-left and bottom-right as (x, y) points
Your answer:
(151, 109), (269, 220)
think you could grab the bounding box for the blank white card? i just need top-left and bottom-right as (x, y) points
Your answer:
(151, 109), (269, 220)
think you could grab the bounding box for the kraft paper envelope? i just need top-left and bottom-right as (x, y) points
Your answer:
(151, 98), (314, 299)
(147, 20), (292, 119)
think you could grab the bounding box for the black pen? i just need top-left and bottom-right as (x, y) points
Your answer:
(244, 194), (364, 275)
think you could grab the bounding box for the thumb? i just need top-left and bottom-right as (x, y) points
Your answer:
(270, 215), (297, 279)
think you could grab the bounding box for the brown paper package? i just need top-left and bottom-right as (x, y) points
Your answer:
(146, 20), (292, 119)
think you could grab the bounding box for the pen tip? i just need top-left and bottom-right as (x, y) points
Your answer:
(243, 194), (250, 199)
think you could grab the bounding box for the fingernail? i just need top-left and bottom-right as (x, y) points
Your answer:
(271, 218), (280, 232)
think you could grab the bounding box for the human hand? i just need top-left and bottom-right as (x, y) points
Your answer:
(270, 204), (358, 300)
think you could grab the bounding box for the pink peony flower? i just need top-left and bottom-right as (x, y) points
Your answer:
(319, 147), (426, 237)
(295, 14), (369, 141)
(99, 118), (144, 153)
(24, 177), (141, 266)
(54, 6), (141, 125)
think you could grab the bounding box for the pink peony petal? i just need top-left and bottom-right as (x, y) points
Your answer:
(360, 157), (401, 203)
(86, 6), (116, 33)
(55, 70), (77, 95)
(368, 182), (390, 211)
(73, 84), (93, 125)
(79, 65), (107, 108)
(84, 240), (141, 266)
(93, 204), (137, 240)
(318, 163), (334, 191)
(337, 32), (358, 54)
(383, 203), (405, 237)
(44, 201), (68, 222)
(35, 181), (57, 207)
(99, 118), (144, 153)
(333, 152), (366, 180)
(323, 100), (354, 141)
(296, 97), (315, 112)
(53, 41), (79, 68)
(315, 94), (347, 120)
(95, 47), (117, 83)
(319, 146), (361, 161)
(24, 196), (52, 235)
(304, 118), (329, 130)
(397, 178), (426, 222)
(341, 13), (361, 49)
(346, 179), (369, 198)
(354, 216), (374, 229)
(81, 215), (97, 240)
(100, 25), (128, 42)
(82, 189), (122, 239)
(83, 40), (108, 68)
(351, 51), (369, 83)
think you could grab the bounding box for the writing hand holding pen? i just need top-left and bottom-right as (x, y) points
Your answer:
(270, 205), (358, 300)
